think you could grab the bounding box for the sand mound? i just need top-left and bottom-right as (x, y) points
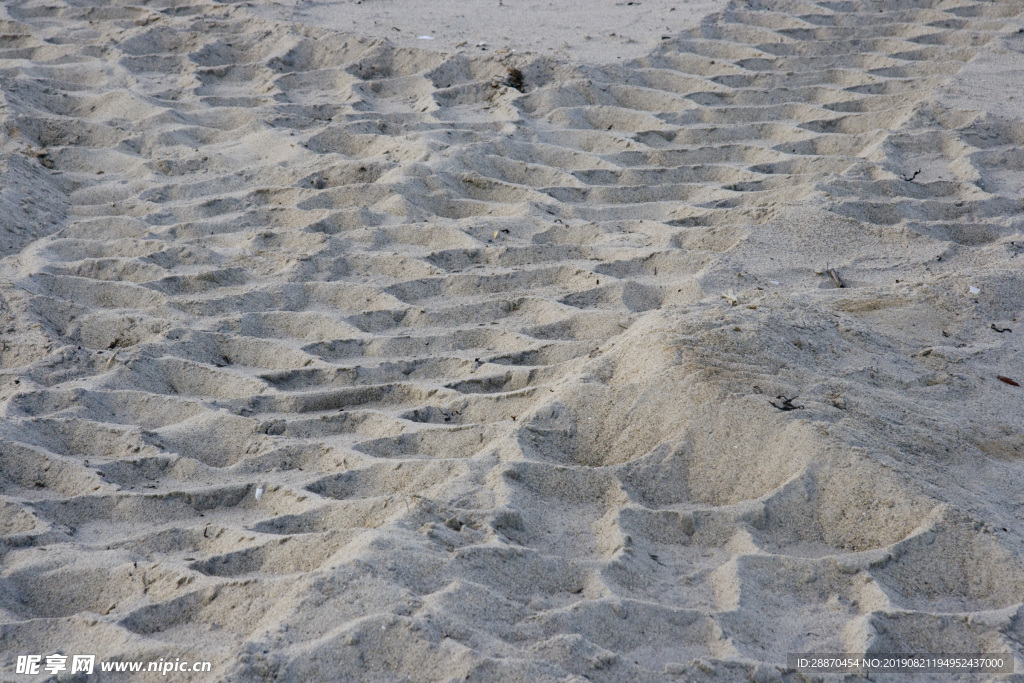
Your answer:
(2, 0), (1023, 679)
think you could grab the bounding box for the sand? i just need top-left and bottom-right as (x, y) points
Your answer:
(251, 0), (729, 64)
(1, 0), (1023, 680)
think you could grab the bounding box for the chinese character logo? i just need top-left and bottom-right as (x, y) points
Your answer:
(71, 655), (96, 674)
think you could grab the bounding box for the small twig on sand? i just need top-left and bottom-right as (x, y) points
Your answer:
(770, 395), (804, 411)
(826, 268), (845, 288)
(901, 169), (921, 181)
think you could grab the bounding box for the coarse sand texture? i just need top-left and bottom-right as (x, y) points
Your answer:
(1, 0), (1024, 680)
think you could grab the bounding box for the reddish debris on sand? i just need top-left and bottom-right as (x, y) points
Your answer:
(997, 376), (1021, 387)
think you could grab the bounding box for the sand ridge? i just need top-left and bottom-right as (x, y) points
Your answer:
(1, 0), (1024, 679)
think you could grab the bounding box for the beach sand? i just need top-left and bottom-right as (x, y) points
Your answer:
(1, 0), (1024, 679)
